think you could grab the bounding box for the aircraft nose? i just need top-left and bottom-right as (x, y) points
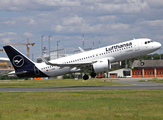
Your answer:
(153, 42), (161, 50)
(157, 42), (161, 49)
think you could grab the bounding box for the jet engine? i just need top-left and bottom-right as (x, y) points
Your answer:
(92, 58), (114, 73)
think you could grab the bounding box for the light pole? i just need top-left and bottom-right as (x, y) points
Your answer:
(49, 35), (52, 59)
(41, 35), (45, 56)
(57, 40), (60, 58)
(160, 48), (162, 60)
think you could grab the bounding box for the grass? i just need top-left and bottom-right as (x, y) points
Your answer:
(139, 78), (163, 83)
(0, 78), (127, 88)
(0, 90), (163, 120)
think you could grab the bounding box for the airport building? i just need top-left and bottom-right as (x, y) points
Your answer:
(108, 60), (163, 78)
(108, 69), (131, 78)
(131, 60), (163, 78)
(0, 57), (14, 75)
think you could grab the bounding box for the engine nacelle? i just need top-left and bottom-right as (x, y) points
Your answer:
(93, 59), (110, 73)
(92, 58), (114, 73)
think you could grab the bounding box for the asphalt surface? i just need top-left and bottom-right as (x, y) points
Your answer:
(0, 78), (163, 92)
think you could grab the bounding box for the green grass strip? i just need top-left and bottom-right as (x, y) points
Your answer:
(0, 79), (127, 88)
(0, 90), (163, 120)
(139, 78), (163, 83)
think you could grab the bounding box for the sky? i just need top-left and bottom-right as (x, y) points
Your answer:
(0, 0), (163, 61)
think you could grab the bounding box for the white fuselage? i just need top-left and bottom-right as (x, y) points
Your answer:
(35, 38), (161, 77)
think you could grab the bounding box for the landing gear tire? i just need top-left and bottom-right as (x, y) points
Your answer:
(83, 74), (89, 80)
(139, 57), (145, 66)
(91, 72), (96, 78)
(140, 62), (145, 66)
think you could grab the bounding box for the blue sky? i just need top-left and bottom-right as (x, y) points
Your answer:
(0, 0), (163, 60)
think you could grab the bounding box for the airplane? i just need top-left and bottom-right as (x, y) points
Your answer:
(3, 38), (161, 80)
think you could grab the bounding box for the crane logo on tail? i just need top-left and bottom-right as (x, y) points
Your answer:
(13, 55), (24, 67)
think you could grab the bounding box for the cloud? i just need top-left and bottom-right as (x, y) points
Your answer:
(63, 15), (84, 26)
(0, 0), (80, 11)
(28, 18), (36, 25)
(0, 0), (30, 11)
(2, 38), (13, 44)
(0, 0), (163, 58)
(110, 23), (129, 30)
(0, 0), (149, 14)
(146, 0), (163, 8)
(141, 20), (163, 27)
(39, 0), (80, 7)
(97, 0), (149, 14)
(23, 32), (33, 37)
(3, 20), (16, 26)
(0, 32), (17, 37)
(97, 16), (118, 23)
(0, 32), (17, 45)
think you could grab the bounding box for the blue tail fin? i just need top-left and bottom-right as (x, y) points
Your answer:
(3, 45), (48, 77)
(3, 45), (34, 70)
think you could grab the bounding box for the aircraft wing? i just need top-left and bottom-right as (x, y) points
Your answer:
(41, 57), (96, 68)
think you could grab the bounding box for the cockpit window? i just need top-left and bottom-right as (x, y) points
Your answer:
(145, 41), (152, 44)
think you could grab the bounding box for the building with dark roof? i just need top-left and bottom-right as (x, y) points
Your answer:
(132, 60), (163, 78)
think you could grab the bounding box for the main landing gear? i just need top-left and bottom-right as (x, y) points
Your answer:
(83, 72), (97, 80)
(91, 72), (96, 78)
(83, 74), (89, 80)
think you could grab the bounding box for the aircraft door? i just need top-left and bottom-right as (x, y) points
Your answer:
(134, 40), (140, 51)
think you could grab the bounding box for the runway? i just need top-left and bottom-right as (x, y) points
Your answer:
(0, 78), (163, 92)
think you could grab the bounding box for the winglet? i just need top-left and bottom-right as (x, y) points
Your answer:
(78, 47), (85, 52)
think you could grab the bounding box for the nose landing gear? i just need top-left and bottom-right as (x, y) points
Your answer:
(139, 58), (145, 66)
(140, 61), (145, 66)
